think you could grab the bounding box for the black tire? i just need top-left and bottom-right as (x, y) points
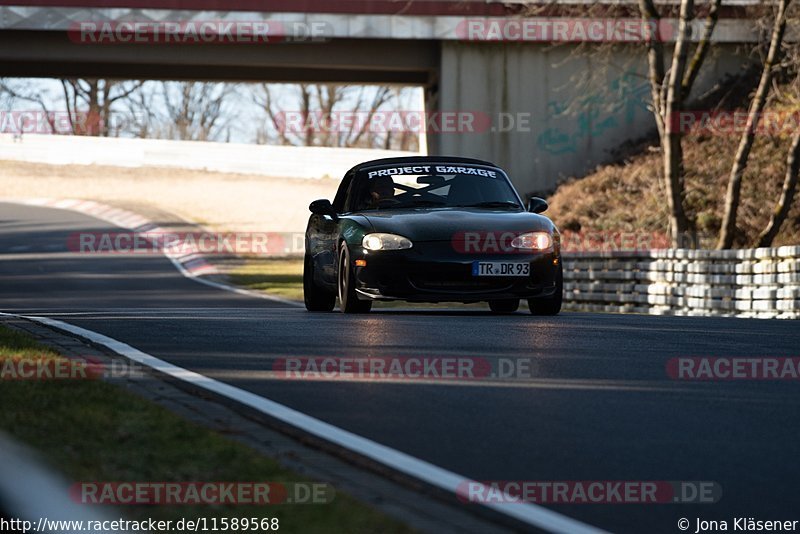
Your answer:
(303, 253), (335, 312)
(338, 245), (372, 314)
(488, 299), (520, 313)
(528, 264), (563, 316)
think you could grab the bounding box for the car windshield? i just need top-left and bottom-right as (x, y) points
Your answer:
(351, 165), (522, 212)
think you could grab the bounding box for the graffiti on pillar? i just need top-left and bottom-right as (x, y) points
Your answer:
(536, 71), (650, 155)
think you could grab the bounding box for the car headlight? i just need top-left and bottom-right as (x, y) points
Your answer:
(510, 232), (552, 251)
(362, 233), (413, 251)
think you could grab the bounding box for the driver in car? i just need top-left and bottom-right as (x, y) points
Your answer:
(367, 176), (396, 208)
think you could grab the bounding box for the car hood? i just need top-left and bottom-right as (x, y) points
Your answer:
(361, 208), (555, 242)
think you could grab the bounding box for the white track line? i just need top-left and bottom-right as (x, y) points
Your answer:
(1, 312), (605, 534)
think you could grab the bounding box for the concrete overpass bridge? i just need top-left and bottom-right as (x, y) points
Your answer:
(0, 0), (757, 194)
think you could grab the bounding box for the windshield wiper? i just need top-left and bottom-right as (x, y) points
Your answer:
(456, 201), (521, 210)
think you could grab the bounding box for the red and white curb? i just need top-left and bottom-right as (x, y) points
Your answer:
(3, 198), (302, 307)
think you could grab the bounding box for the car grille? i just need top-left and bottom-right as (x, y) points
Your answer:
(408, 274), (513, 293)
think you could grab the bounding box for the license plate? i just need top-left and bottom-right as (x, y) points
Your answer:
(472, 261), (530, 277)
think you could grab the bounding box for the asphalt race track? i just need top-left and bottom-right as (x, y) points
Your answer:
(2, 201), (799, 534)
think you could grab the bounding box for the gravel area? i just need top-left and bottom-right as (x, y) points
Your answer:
(0, 159), (340, 234)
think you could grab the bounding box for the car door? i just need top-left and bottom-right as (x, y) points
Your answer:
(308, 171), (353, 288)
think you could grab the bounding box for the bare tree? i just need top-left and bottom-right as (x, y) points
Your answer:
(1, 78), (146, 137)
(717, 0), (792, 249)
(0, 78), (60, 133)
(757, 131), (800, 247)
(637, 0), (723, 248)
(340, 85), (392, 148)
(254, 83), (317, 146)
(756, 35), (800, 248)
(116, 81), (160, 139)
(523, 1), (722, 247)
(161, 82), (238, 142)
(60, 79), (145, 136)
(253, 83), (413, 149)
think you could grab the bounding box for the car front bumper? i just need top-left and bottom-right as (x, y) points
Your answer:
(350, 243), (560, 302)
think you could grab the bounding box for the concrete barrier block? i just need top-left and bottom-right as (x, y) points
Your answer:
(777, 300), (800, 312)
(753, 262), (777, 274)
(776, 246), (800, 258)
(707, 263), (735, 274)
(752, 300), (777, 311)
(779, 273), (800, 284)
(753, 274), (778, 285)
(668, 262), (686, 273)
(687, 297), (703, 308)
(777, 287), (800, 299)
(695, 287), (734, 299)
(687, 263), (705, 274)
(686, 274), (707, 284)
(735, 288), (753, 299)
(562, 249), (797, 319)
(637, 283), (671, 295)
(753, 288), (778, 300)
(714, 300), (736, 311)
(646, 295), (668, 306)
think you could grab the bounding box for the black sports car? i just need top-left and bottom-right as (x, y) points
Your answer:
(303, 156), (562, 314)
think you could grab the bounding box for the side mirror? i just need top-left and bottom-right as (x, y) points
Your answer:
(527, 197), (548, 214)
(309, 199), (337, 217)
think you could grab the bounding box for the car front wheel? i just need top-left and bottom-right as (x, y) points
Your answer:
(338, 245), (372, 314)
(303, 254), (335, 312)
(528, 263), (563, 316)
